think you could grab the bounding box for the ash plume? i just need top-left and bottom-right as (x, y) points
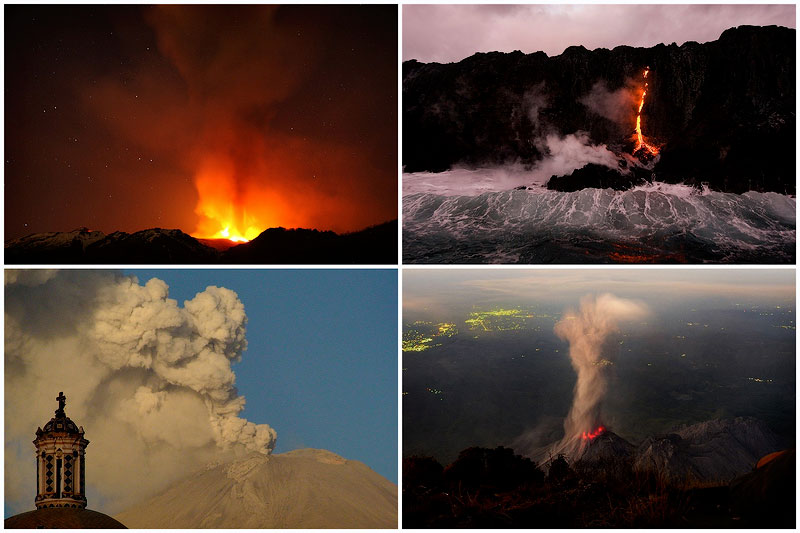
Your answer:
(550, 294), (649, 458)
(4, 270), (276, 514)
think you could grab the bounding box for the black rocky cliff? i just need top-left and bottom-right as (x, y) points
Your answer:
(403, 25), (795, 194)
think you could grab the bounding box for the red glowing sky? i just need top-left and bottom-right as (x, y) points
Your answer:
(5, 5), (397, 241)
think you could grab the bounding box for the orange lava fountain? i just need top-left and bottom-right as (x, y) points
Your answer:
(634, 67), (659, 156)
(189, 159), (272, 243)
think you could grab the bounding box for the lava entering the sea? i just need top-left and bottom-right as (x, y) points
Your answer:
(581, 426), (606, 441)
(634, 67), (659, 157)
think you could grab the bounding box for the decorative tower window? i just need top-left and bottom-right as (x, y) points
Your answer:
(45, 455), (53, 494)
(64, 454), (73, 494)
(56, 457), (62, 498)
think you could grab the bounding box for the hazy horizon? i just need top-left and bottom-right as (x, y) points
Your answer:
(404, 4), (796, 63)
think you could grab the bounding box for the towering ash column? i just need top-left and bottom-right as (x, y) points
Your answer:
(553, 294), (649, 454)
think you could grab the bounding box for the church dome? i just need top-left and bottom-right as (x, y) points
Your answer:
(5, 507), (126, 528)
(37, 391), (83, 437)
(40, 415), (81, 435)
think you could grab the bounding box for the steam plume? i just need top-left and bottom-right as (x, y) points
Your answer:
(5, 270), (276, 514)
(579, 80), (638, 125)
(551, 294), (648, 455)
(536, 132), (621, 179)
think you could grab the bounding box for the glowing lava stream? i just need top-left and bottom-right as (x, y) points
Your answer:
(634, 67), (659, 156)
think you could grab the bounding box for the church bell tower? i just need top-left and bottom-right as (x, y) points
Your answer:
(33, 392), (89, 509)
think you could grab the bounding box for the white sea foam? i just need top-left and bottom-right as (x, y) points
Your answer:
(403, 166), (550, 196)
(402, 181), (795, 263)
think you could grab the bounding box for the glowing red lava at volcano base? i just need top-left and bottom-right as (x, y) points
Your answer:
(581, 426), (606, 440)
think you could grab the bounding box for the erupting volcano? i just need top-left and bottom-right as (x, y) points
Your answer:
(4, 5), (398, 263)
(190, 168), (266, 244)
(403, 266), (796, 527)
(546, 294), (649, 462)
(194, 214), (259, 244)
(633, 67), (659, 157)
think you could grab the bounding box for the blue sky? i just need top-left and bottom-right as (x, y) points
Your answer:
(124, 269), (398, 482)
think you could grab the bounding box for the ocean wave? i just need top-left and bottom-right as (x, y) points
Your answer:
(402, 184), (795, 263)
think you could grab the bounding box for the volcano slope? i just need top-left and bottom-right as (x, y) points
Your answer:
(403, 418), (793, 528)
(114, 449), (397, 528)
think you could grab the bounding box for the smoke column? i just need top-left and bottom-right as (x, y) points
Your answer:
(551, 294), (648, 456)
(5, 270), (276, 514)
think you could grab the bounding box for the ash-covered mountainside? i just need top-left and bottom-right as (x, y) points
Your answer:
(562, 418), (784, 483)
(115, 449), (397, 528)
(403, 25), (795, 194)
(4, 220), (397, 264)
(635, 417), (783, 483)
(572, 431), (635, 467)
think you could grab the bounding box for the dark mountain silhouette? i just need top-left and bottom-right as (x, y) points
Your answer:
(573, 431), (636, 468)
(540, 417), (782, 482)
(224, 221), (398, 264)
(4, 220), (397, 264)
(728, 449), (795, 528)
(404, 418), (793, 527)
(404, 25), (795, 194)
(3, 227), (109, 263)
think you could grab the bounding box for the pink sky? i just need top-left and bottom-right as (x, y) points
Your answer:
(403, 4), (796, 62)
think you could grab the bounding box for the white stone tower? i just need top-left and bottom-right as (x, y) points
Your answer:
(33, 392), (89, 509)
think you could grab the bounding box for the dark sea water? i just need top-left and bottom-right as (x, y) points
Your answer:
(403, 182), (796, 264)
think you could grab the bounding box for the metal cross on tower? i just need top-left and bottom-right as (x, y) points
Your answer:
(56, 392), (66, 414)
